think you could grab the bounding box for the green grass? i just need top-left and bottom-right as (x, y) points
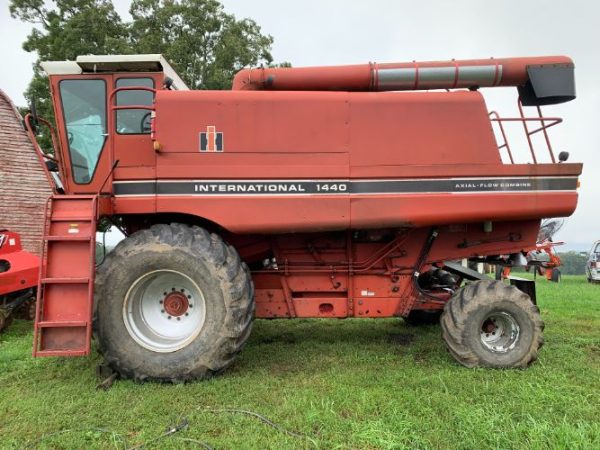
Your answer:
(1, 275), (599, 449)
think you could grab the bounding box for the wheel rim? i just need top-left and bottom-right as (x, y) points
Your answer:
(479, 312), (520, 353)
(123, 270), (206, 352)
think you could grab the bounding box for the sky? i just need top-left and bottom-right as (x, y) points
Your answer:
(0, 0), (598, 250)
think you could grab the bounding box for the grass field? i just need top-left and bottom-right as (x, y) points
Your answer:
(1, 275), (599, 449)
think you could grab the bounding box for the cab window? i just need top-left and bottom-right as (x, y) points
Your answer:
(59, 79), (107, 184)
(115, 78), (154, 134)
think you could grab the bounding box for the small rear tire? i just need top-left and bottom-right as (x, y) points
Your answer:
(96, 223), (254, 383)
(441, 280), (544, 368)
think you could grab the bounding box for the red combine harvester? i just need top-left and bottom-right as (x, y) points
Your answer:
(25, 54), (581, 382)
(0, 231), (39, 332)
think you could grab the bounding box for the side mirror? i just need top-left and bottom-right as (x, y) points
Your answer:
(163, 77), (174, 90)
(45, 160), (59, 172)
(28, 98), (39, 133)
(558, 151), (569, 163)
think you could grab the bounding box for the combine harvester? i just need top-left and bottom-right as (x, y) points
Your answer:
(23, 54), (581, 381)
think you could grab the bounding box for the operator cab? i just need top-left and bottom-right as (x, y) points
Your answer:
(40, 54), (188, 194)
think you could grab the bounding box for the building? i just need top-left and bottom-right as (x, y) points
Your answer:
(0, 89), (52, 255)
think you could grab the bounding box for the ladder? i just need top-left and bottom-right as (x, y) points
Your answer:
(33, 195), (98, 357)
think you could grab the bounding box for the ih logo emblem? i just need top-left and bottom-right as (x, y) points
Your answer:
(199, 126), (223, 152)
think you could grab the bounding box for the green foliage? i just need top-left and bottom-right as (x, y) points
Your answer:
(9, 0), (275, 150)
(10, 0), (131, 151)
(1, 276), (599, 449)
(129, 0), (274, 89)
(558, 251), (588, 275)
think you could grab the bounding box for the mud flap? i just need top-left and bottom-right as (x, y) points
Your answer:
(442, 260), (491, 281)
(442, 261), (537, 305)
(508, 276), (537, 305)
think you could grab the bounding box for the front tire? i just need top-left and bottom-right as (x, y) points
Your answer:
(441, 280), (544, 368)
(551, 268), (561, 283)
(96, 223), (254, 382)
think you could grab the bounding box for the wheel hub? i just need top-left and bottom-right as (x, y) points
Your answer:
(123, 270), (206, 353)
(480, 312), (520, 353)
(163, 291), (189, 317)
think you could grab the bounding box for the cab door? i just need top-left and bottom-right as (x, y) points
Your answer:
(111, 74), (160, 181)
(52, 75), (114, 194)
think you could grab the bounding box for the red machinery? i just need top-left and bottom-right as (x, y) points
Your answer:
(499, 219), (565, 282)
(0, 231), (39, 332)
(526, 219), (565, 282)
(529, 240), (564, 282)
(24, 54), (580, 381)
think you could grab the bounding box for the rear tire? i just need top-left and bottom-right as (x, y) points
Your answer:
(96, 223), (254, 382)
(440, 280), (544, 368)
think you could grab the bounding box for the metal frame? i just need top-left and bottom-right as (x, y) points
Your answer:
(489, 98), (562, 164)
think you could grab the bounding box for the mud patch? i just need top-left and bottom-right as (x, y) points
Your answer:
(387, 333), (415, 346)
(586, 344), (600, 359)
(256, 333), (297, 345)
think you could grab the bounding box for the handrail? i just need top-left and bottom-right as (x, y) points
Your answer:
(108, 86), (156, 102)
(488, 111), (514, 164)
(109, 86), (156, 112)
(112, 105), (154, 111)
(23, 113), (60, 194)
(489, 98), (562, 164)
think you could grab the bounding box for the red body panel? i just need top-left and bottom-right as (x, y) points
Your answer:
(104, 89), (581, 235)
(0, 231), (39, 296)
(153, 90), (499, 164)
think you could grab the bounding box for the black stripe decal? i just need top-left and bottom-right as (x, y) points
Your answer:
(113, 177), (578, 196)
(114, 182), (157, 195)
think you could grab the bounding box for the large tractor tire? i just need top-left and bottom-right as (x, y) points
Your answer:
(95, 223), (254, 383)
(440, 280), (544, 369)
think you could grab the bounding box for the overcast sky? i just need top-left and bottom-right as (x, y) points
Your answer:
(0, 0), (598, 249)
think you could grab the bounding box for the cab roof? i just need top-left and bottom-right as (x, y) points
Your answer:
(40, 54), (189, 90)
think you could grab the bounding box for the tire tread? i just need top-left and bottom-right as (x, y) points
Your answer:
(96, 223), (254, 383)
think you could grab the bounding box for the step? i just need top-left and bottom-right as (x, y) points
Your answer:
(34, 349), (89, 358)
(36, 321), (88, 328)
(45, 235), (92, 242)
(34, 194), (97, 358)
(50, 216), (95, 222)
(40, 277), (90, 284)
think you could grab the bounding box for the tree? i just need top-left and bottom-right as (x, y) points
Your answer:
(9, 0), (275, 150)
(129, 0), (273, 89)
(557, 252), (587, 275)
(10, 0), (130, 150)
